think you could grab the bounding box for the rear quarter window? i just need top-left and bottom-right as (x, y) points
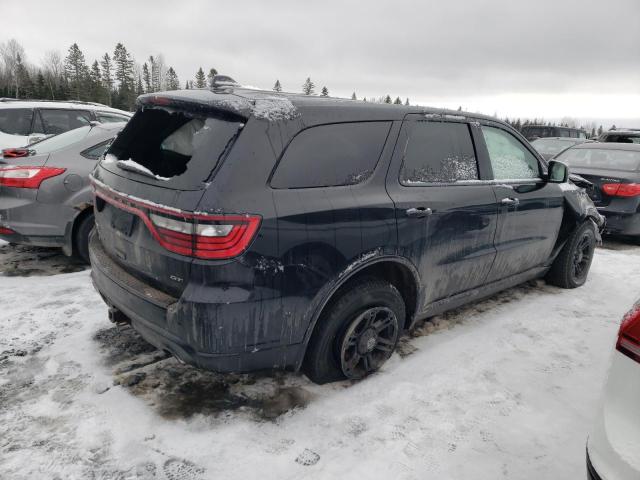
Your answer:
(0, 108), (33, 136)
(270, 122), (391, 189)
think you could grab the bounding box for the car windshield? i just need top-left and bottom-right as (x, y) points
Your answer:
(556, 147), (640, 171)
(30, 126), (92, 154)
(531, 138), (578, 155)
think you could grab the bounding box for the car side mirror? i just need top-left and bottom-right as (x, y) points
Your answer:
(548, 160), (569, 183)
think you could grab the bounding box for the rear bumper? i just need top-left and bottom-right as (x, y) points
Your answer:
(89, 231), (304, 373)
(0, 188), (70, 247)
(599, 211), (640, 236)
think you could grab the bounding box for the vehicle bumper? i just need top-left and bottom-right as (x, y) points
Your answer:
(89, 231), (304, 373)
(599, 211), (640, 236)
(586, 352), (640, 480)
(0, 187), (70, 247)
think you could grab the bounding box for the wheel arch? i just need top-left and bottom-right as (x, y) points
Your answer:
(296, 255), (421, 370)
(62, 204), (94, 256)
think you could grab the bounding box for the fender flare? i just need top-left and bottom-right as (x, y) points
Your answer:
(294, 253), (421, 370)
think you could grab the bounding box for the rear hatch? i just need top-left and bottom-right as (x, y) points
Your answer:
(92, 90), (248, 297)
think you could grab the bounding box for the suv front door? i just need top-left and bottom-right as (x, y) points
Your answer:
(386, 115), (498, 311)
(477, 123), (564, 282)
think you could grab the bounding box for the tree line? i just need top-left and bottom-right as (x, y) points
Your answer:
(0, 38), (615, 135)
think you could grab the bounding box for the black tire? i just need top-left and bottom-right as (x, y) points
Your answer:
(303, 278), (405, 384)
(73, 213), (94, 264)
(546, 221), (596, 289)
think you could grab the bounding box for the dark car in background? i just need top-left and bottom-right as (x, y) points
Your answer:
(555, 143), (640, 243)
(531, 137), (592, 160)
(88, 85), (603, 384)
(522, 124), (588, 141)
(0, 122), (126, 262)
(598, 129), (640, 144)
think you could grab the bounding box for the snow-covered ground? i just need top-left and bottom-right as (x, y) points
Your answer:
(1, 239), (639, 480)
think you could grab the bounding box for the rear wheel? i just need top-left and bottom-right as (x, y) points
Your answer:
(546, 221), (596, 288)
(73, 213), (94, 264)
(303, 278), (405, 384)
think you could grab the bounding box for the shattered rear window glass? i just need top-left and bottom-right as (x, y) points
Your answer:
(271, 122), (391, 189)
(101, 108), (242, 190)
(400, 121), (479, 184)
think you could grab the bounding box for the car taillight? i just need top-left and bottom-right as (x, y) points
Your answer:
(0, 226), (15, 235)
(93, 184), (261, 260)
(616, 305), (640, 363)
(0, 166), (66, 189)
(602, 183), (640, 197)
(1, 148), (30, 158)
(149, 212), (260, 259)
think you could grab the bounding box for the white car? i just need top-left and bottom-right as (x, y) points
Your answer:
(0, 99), (131, 149)
(587, 302), (640, 480)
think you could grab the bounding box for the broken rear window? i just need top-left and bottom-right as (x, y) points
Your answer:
(101, 108), (242, 190)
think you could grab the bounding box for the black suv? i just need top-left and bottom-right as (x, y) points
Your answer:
(89, 85), (604, 384)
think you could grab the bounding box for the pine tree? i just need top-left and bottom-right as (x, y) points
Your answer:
(351, 92), (356, 100)
(394, 96), (402, 105)
(165, 67), (179, 90)
(100, 53), (114, 106)
(405, 98), (410, 106)
(362, 97), (367, 102)
(89, 60), (104, 102)
(136, 75), (144, 96)
(64, 43), (88, 100)
(194, 67), (206, 88)
(302, 77), (315, 95)
(597, 125), (603, 136)
(15, 54), (33, 99)
(113, 43), (135, 109)
(185, 80), (190, 90)
(149, 56), (161, 92)
(384, 95), (392, 104)
(321, 86), (329, 96)
(273, 80), (282, 92)
(207, 68), (218, 88)
(142, 63), (151, 92)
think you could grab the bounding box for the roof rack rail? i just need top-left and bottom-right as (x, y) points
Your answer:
(0, 98), (109, 107)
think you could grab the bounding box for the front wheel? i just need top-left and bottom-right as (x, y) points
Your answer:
(546, 221), (597, 288)
(303, 278), (405, 384)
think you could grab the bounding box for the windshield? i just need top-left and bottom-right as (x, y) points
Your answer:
(556, 148), (640, 171)
(531, 138), (578, 155)
(30, 126), (92, 154)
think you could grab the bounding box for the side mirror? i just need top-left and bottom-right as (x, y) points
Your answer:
(548, 160), (569, 183)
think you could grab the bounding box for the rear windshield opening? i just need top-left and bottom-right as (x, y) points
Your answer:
(104, 108), (242, 187)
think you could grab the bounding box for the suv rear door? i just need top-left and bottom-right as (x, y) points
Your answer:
(477, 122), (564, 282)
(386, 114), (498, 309)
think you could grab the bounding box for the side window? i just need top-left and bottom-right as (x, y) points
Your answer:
(271, 122), (391, 189)
(81, 140), (113, 160)
(0, 108), (33, 136)
(97, 112), (130, 123)
(481, 126), (540, 180)
(40, 109), (91, 135)
(400, 121), (478, 184)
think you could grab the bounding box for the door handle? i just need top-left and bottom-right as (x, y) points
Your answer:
(500, 197), (520, 206)
(406, 207), (433, 218)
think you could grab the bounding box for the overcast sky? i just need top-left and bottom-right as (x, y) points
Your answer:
(4, 0), (640, 123)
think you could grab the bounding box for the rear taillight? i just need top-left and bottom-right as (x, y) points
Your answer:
(1, 148), (30, 158)
(0, 166), (66, 189)
(0, 226), (16, 235)
(93, 184), (261, 260)
(617, 305), (640, 363)
(602, 183), (640, 197)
